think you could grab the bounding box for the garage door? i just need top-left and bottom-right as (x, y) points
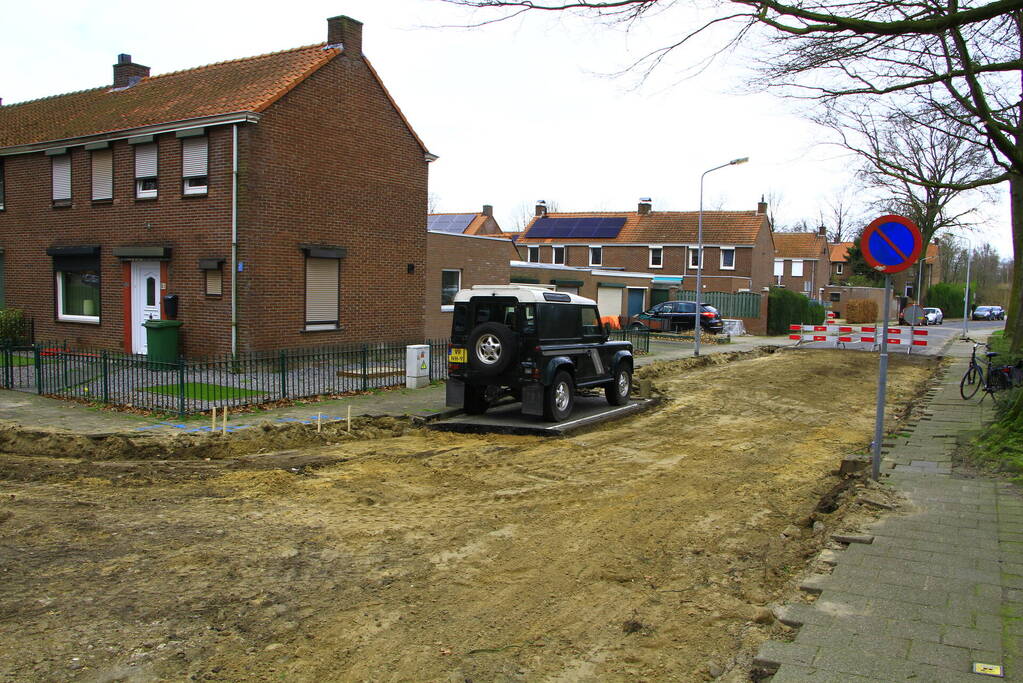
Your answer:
(597, 287), (623, 320)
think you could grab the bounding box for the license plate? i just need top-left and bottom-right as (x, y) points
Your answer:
(448, 347), (467, 363)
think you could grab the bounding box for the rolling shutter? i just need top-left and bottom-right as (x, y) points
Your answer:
(91, 149), (113, 200)
(52, 154), (71, 200)
(182, 137), (208, 177)
(135, 143), (158, 178)
(205, 269), (222, 296)
(305, 257), (339, 325)
(597, 286), (623, 319)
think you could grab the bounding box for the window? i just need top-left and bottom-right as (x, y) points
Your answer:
(649, 247), (663, 268)
(0, 158), (5, 210)
(552, 246), (565, 265)
(135, 143), (158, 198)
(688, 247), (702, 269)
(52, 154), (71, 203)
(589, 246), (602, 266)
(91, 148), (113, 201)
(836, 263), (844, 275)
(305, 257), (339, 330)
(829, 292), (841, 302)
(773, 260), (784, 277)
(441, 269), (461, 309)
(527, 246), (540, 263)
(581, 306), (601, 337)
(720, 247), (735, 270)
(538, 303), (579, 340)
(53, 253), (100, 323)
(181, 137), (208, 195)
(206, 268), (222, 296)
(791, 260), (804, 277)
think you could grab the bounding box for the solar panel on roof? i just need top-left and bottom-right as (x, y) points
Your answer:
(427, 214), (475, 234)
(526, 217), (625, 239)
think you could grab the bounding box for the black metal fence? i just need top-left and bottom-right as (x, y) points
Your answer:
(1, 332), (648, 417)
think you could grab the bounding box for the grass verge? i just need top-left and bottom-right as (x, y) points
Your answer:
(144, 382), (266, 401)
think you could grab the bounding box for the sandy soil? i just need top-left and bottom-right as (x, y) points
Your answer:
(0, 349), (937, 682)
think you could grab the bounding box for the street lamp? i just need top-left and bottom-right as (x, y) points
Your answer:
(942, 233), (973, 338)
(694, 156), (749, 357)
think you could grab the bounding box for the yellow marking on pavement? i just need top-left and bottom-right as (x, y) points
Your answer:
(972, 662), (1004, 677)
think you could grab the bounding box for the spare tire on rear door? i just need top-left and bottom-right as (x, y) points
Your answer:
(467, 322), (516, 376)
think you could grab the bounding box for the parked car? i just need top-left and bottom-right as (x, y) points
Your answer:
(445, 285), (634, 422)
(973, 305), (1005, 321)
(628, 301), (725, 334)
(923, 307), (944, 325)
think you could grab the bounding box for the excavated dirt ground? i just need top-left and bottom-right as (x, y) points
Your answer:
(0, 349), (937, 682)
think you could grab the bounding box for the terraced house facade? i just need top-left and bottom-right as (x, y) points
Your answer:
(0, 15), (432, 357)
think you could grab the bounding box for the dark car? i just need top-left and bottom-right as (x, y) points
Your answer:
(628, 301), (725, 334)
(445, 285), (634, 422)
(973, 305), (1005, 321)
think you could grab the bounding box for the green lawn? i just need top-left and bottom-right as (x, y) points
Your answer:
(144, 382), (265, 401)
(0, 355), (35, 367)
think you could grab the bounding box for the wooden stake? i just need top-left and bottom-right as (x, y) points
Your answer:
(222, 407), (228, 435)
(211, 406), (217, 431)
(347, 405), (351, 433)
(317, 412), (322, 433)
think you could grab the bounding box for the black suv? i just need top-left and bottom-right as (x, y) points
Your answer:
(628, 301), (725, 334)
(445, 285), (634, 422)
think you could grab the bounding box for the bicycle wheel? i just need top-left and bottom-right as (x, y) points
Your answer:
(988, 370), (1012, 406)
(960, 365), (981, 399)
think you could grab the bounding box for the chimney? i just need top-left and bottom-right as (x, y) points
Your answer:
(638, 197), (652, 215)
(757, 195), (768, 215)
(482, 204), (493, 217)
(535, 200), (547, 217)
(112, 54), (150, 88)
(818, 225), (827, 237)
(327, 15), (363, 55)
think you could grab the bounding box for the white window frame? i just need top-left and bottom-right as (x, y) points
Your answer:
(688, 246), (702, 270)
(719, 247), (735, 271)
(552, 245), (565, 265)
(52, 154), (71, 202)
(134, 143), (158, 199)
(648, 246), (663, 269)
(181, 137), (208, 196)
(836, 262), (844, 275)
(440, 269), (461, 311)
(527, 246), (540, 263)
(304, 256), (340, 331)
(589, 245), (602, 267)
(791, 259), (804, 277)
(773, 259), (784, 277)
(55, 271), (100, 324)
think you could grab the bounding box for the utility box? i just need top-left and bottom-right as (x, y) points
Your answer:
(143, 319), (183, 365)
(405, 344), (430, 389)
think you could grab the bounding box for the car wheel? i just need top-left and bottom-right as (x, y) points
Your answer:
(605, 365), (631, 406)
(463, 384), (489, 415)
(543, 370), (575, 422)
(467, 322), (516, 376)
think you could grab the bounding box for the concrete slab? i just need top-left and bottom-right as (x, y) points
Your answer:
(427, 394), (656, 436)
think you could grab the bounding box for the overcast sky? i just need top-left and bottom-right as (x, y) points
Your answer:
(2, 0), (1012, 256)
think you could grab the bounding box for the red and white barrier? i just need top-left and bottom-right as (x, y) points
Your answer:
(788, 324), (928, 351)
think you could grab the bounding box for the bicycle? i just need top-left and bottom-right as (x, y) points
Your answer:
(960, 338), (1022, 403)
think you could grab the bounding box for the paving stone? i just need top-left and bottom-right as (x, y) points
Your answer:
(941, 625), (1002, 651)
(906, 639), (971, 670)
(774, 603), (833, 628)
(753, 640), (819, 670)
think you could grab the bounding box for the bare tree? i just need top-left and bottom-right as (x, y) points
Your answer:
(439, 0), (1023, 349)
(512, 198), (560, 231)
(821, 188), (861, 243)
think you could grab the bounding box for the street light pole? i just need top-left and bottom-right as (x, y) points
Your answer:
(943, 234), (973, 338)
(694, 156), (749, 357)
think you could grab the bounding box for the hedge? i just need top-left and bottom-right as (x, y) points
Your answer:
(767, 288), (825, 335)
(925, 282), (969, 316)
(0, 309), (29, 345)
(845, 299), (879, 324)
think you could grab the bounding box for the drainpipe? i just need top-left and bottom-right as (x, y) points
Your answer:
(231, 124), (238, 356)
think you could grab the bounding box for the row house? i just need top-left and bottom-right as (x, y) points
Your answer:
(829, 240), (941, 301)
(772, 229), (830, 299)
(0, 16), (433, 357)
(514, 199), (777, 296)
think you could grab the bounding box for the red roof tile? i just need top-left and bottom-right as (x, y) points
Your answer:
(517, 210), (768, 245)
(773, 232), (828, 259)
(829, 242), (854, 262)
(0, 45), (339, 149)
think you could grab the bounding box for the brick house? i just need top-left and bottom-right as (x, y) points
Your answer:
(427, 205), (506, 237)
(514, 199), (776, 300)
(425, 214), (518, 338)
(771, 229), (830, 299)
(0, 15), (433, 357)
(829, 240), (941, 301)
(829, 242), (854, 283)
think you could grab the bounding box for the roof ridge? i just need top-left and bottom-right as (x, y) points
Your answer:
(0, 43), (333, 111)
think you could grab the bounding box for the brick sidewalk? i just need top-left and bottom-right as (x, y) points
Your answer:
(755, 337), (1022, 681)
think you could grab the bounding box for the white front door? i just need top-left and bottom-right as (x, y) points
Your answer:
(131, 261), (162, 354)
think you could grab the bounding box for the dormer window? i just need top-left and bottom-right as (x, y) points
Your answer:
(181, 136), (208, 195)
(134, 143), (158, 199)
